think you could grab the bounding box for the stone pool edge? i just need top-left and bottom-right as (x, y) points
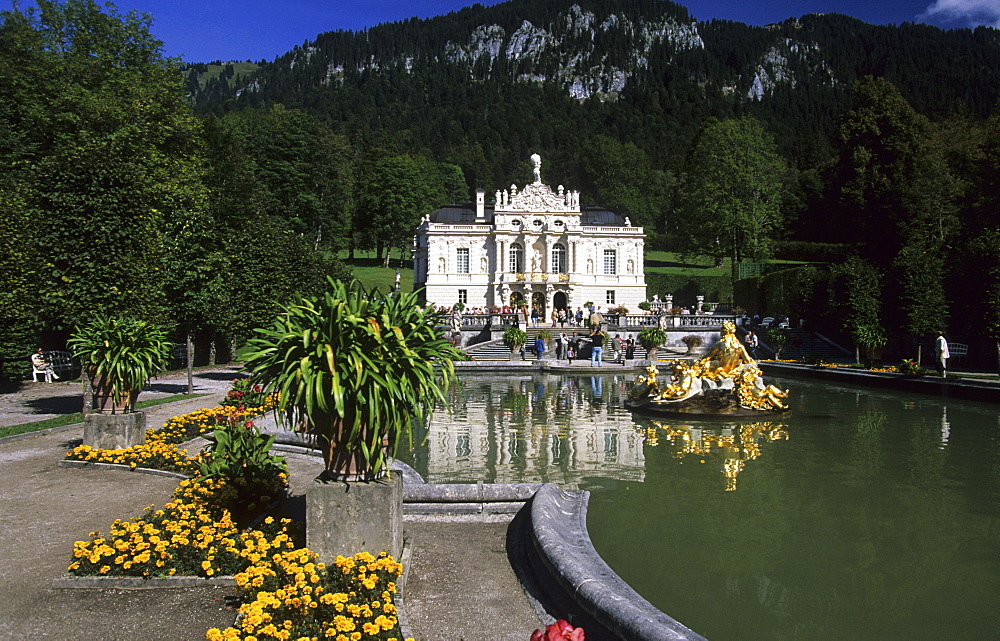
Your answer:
(759, 361), (1000, 402)
(528, 484), (707, 641)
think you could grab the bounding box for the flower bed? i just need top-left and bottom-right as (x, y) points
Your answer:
(69, 478), (294, 578)
(771, 359), (900, 374)
(65, 400), (274, 473)
(208, 550), (407, 641)
(63, 386), (409, 640)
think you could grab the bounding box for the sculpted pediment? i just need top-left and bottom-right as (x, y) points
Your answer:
(495, 154), (580, 213)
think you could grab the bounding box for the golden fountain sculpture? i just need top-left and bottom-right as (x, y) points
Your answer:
(626, 321), (789, 417)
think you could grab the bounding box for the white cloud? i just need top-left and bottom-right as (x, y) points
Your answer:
(921, 0), (1000, 27)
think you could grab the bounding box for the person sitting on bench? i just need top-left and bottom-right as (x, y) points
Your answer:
(31, 348), (59, 383)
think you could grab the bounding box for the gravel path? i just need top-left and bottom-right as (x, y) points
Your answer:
(0, 365), (546, 641)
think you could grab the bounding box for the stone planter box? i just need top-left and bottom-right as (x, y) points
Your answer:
(83, 412), (146, 450)
(52, 574), (235, 589)
(306, 470), (403, 562)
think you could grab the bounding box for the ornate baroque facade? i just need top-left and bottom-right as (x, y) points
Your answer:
(413, 155), (646, 313)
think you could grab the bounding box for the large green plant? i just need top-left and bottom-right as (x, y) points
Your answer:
(197, 416), (288, 525)
(767, 328), (791, 359)
(502, 327), (528, 350)
(241, 279), (461, 480)
(637, 327), (667, 350)
(68, 318), (172, 412)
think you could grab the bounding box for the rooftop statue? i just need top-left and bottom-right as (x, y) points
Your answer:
(626, 321), (789, 416)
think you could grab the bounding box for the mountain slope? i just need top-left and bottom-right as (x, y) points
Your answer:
(188, 0), (1000, 179)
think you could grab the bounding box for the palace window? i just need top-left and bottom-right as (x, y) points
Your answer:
(509, 243), (524, 273)
(551, 243), (567, 273)
(458, 289), (468, 305)
(606, 290), (616, 305)
(456, 248), (469, 274)
(603, 249), (617, 275)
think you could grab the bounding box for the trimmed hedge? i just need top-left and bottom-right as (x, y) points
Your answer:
(645, 273), (732, 308)
(735, 265), (828, 318)
(773, 241), (851, 263)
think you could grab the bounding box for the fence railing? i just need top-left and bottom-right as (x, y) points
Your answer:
(447, 313), (736, 331)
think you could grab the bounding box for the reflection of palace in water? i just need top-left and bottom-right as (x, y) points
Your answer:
(406, 374), (790, 490)
(640, 421), (788, 491)
(414, 374), (646, 486)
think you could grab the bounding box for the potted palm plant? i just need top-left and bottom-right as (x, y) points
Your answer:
(240, 279), (461, 560)
(638, 327), (667, 361)
(68, 318), (172, 414)
(68, 317), (171, 450)
(768, 328), (791, 359)
(503, 326), (529, 361)
(854, 324), (887, 368)
(681, 334), (704, 354)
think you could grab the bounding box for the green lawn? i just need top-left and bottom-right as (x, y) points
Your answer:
(643, 251), (731, 276)
(341, 249), (810, 293)
(0, 393), (209, 439)
(340, 249), (413, 293)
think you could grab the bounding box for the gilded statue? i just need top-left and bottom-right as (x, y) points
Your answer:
(625, 320), (789, 416)
(694, 320), (755, 381)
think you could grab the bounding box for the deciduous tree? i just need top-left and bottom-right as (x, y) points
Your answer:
(676, 116), (787, 268)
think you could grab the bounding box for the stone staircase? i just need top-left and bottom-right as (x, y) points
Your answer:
(758, 328), (852, 361)
(463, 327), (684, 362)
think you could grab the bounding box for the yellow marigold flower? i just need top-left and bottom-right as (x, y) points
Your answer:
(333, 615), (354, 632)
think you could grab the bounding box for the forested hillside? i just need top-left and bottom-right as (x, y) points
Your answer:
(188, 0), (1000, 181)
(181, 0), (1000, 360)
(4, 0), (1000, 378)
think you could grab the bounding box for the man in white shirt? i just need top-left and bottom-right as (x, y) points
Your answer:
(935, 331), (950, 378)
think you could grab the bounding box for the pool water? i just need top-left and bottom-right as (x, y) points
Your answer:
(398, 372), (1000, 641)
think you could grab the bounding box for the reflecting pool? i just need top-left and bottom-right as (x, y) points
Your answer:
(397, 373), (1000, 641)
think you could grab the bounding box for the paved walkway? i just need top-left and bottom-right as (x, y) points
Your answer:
(0, 367), (546, 640)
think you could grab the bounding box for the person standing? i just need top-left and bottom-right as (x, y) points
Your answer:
(625, 334), (635, 360)
(589, 306), (604, 331)
(612, 333), (624, 364)
(744, 331), (758, 360)
(531, 307), (539, 327)
(935, 330), (950, 378)
(568, 333), (579, 363)
(535, 334), (545, 360)
(589, 328), (604, 367)
(555, 332), (565, 360)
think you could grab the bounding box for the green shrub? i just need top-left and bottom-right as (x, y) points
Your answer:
(896, 359), (928, 376)
(638, 327), (667, 350)
(502, 327), (528, 349)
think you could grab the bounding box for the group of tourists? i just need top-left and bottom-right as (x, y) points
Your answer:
(540, 330), (635, 367)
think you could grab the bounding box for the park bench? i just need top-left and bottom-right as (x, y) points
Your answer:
(29, 350), (78, 382)
(949, 342), (968, 363)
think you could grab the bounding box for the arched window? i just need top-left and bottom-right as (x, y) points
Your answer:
(551, 243), (567, 273)
(509, 243), (524, 273)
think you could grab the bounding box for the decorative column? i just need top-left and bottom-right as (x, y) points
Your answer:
(696, 295), (705, 314)
(665, 294), (673, 310)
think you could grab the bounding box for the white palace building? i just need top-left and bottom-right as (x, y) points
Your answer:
(413, 154), (647, 314)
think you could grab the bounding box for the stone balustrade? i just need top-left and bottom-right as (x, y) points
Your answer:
(448, 313), (737, 331)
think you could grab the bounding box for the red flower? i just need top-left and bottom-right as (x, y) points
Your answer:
(530, 620), (584, 641)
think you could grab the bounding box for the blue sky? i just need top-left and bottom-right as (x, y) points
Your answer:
(99, 0), (1000, 63)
